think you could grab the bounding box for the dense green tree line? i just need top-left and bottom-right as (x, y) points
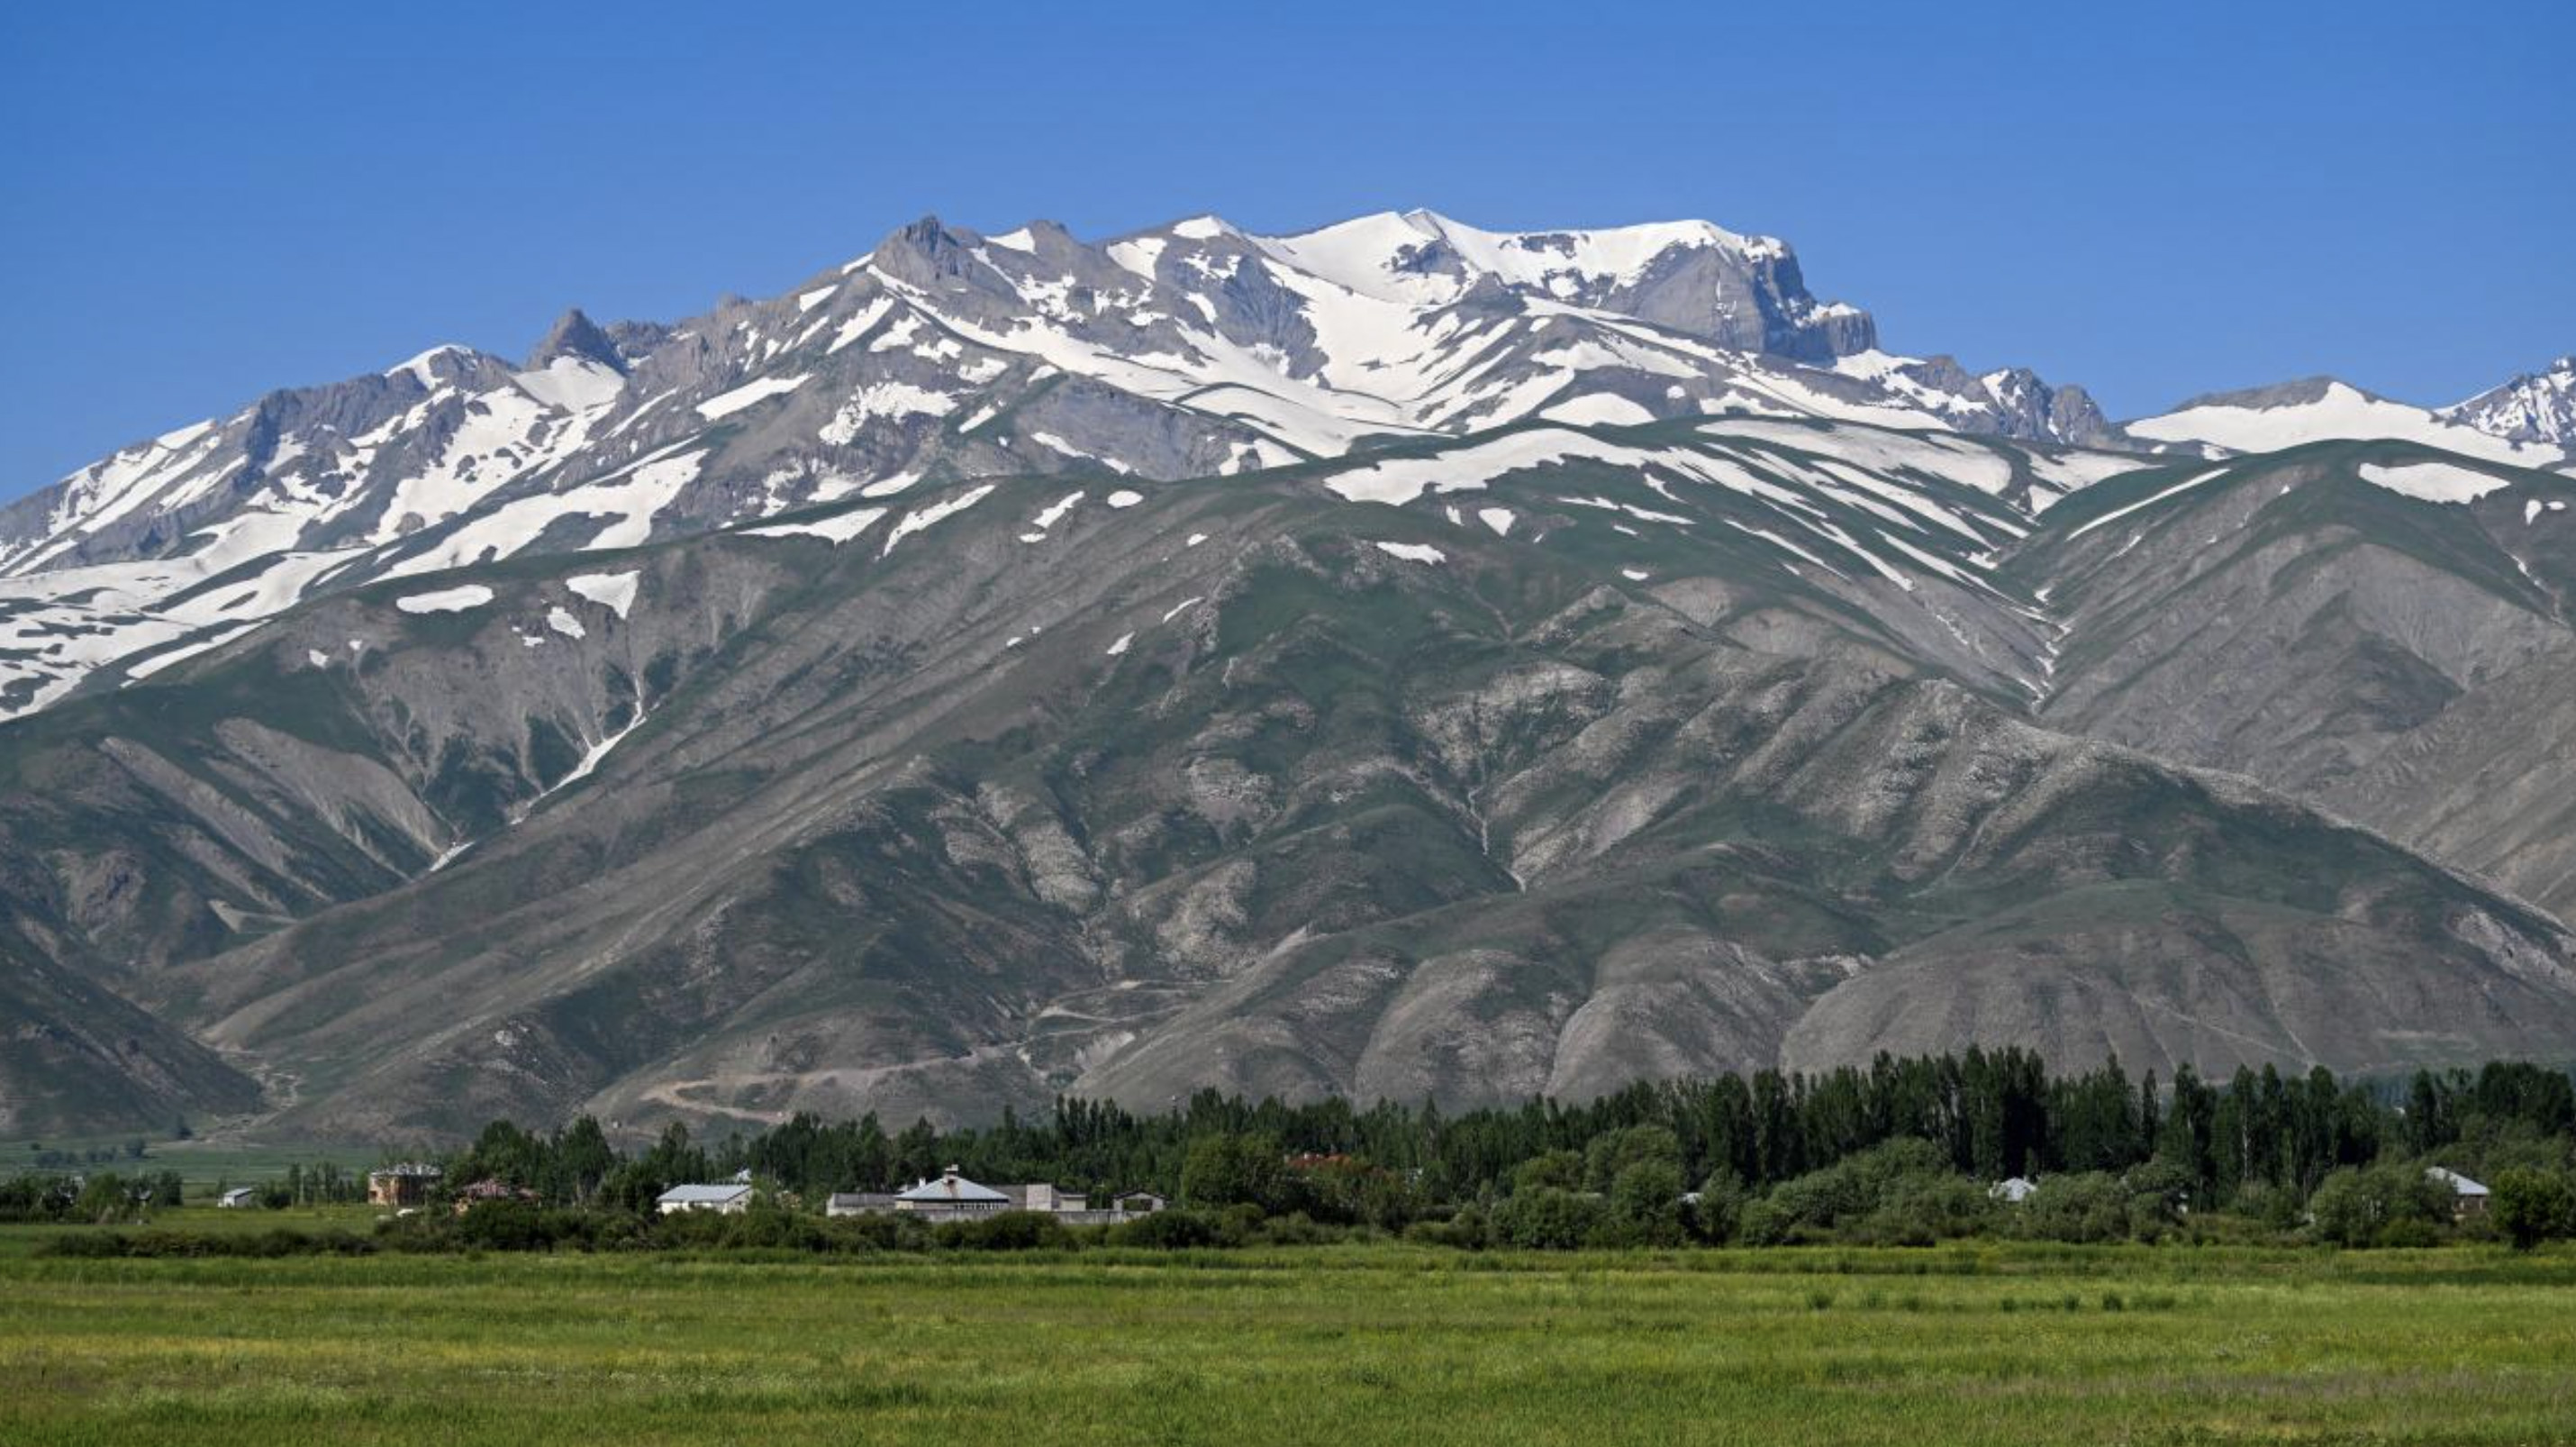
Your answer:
(18, 1052), (2576, 1249)
(389, 1051), (2576, 1245)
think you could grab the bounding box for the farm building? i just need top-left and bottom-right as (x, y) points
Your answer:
(830, 1179), (1157, 1224)
(657, 1183), (753, 1215)
(894, 1167), (1011, 1219)
(1001, 1182), (1085, 1213)
(1112, 1190), (1167, 1215)
(367, 1163), (443, 1207)
(453, 1179), (540, 1214)
(217, 1186), (259, 1209)
(1990, 1177), (2039, 1204)
(2426, 1167), (2490, 1218)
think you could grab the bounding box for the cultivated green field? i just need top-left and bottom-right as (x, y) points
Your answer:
(2, 1136), (379, 1194)
(5, 1242), (2574, 1445)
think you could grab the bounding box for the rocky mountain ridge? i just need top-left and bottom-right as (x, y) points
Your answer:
(7, 405), (2576, 1139)
(3, 208), (2138, 722)
(5, 208), (2575, 1142)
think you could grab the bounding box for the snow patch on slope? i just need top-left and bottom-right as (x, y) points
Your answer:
(695, 374), (812, 420)
(1372, 541), (1446, 564)
(2356, 460), (2509, 505)
(567, 570), (640, 617)
(744, 507), (889, 545)
(882, 485), (997, 555)
(395, 584), (495, 614)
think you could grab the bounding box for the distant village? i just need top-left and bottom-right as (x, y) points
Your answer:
(12, 1054), (2566, 1253)
(292, 1159), (2502, 1229)
(347, 1160), (1167, 1224)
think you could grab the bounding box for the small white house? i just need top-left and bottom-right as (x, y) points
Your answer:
(217, 1186), (259, 1209)
(657, 1182), (753, 1215)
(1990, 1176), (2040, 1204)
(2426, 1167), (2490, 1218)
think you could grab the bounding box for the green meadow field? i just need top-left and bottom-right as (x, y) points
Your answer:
(1, 1137), (379, 1195)
(5, 1238), (2574, 1446)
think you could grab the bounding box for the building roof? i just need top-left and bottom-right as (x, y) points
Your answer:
(1990, 1176), (2039, 1203)
(658, 1183), (753, 1205)
(219, 1186), (258, 1202)
(896, 1167), (1009, 1204)
(2426, 1167), (2490, 1197)
(829, 1191), (896, 1207)
(370, 1161), (444, 1179)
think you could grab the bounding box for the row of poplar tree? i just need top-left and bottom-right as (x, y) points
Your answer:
(406, 1050), (2573, 1217)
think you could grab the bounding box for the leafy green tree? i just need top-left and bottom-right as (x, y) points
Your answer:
(1490, 1187), (1602, 1250)
(1510, 1150), (1583, 1195)
(2009, 1173), (2128, 1244)
(636, 1121), (710, 1194)
(1691, 1172), (1746, 1244)
(893, 1118), (940, 1184)
(1755, 1139), (1955, 1242)
(74, 1172), (137, 1224)
(556, 1116), (617, 1205)
(1179, 1133), (1283, 1211)
(1349, 1167), (1422, 1232)
(2308, 1163), (2454, 1247)
(2124, 1158), (2195, 1239)
(1583, 1125), (1682, 1193)
(2490, 1169), (2576, 1251)
(460, 1119), (543, 1188)
(1602, 1160), (1689, 1247)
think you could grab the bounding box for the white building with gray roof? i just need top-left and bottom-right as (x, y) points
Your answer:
(656, 1182), (753, 1215)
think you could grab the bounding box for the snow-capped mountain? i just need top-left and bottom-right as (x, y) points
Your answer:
(1, 208), (2124, 719)
(2124, 376), (2576, 467)
(2443, 356), (2576, 449)
(10, 205), (2576, 1140)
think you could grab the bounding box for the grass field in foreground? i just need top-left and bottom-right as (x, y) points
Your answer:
(5, 1244), (2574, 1446)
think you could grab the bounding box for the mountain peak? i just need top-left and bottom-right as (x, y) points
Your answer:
(1166, 214), (1240, 241)
(868, 213), (994, 288)
(525, 307), (627, 374)
(383, 343), (490, 390)
(2163, 376), (2359, 413)
(2439, 353), (2576, 447)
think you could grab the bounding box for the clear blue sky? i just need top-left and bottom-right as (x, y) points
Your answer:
(3, 0), (2567, 498)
